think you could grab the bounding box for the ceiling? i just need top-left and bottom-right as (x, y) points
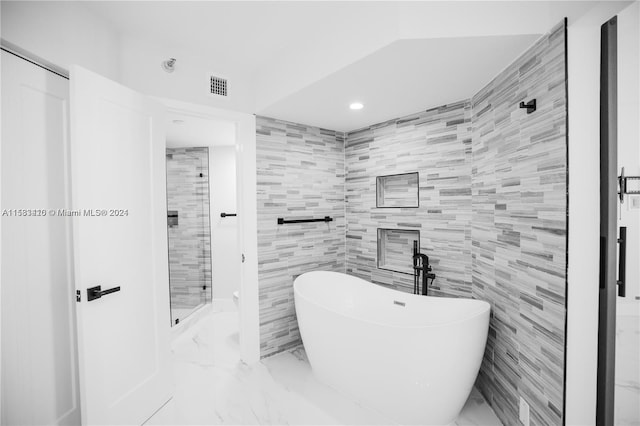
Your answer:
(82, 1), (610, 132)
(259, 34), (541, 132)
(166, 112), (235, 148)
(84, 1), (366, 70)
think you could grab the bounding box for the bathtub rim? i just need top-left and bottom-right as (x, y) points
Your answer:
(294, 271), (490, 330)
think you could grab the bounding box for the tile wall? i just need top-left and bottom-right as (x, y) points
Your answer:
(470, 20), (567, 426)
(256, 116), (346, 358)
(166, 147), (212, 323)
(345, 102), (473, 297)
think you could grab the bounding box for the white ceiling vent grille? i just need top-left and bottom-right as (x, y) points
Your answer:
(208, 74), (228, 97)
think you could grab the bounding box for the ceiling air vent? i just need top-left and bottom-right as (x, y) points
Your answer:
(208, 74), (228, 98)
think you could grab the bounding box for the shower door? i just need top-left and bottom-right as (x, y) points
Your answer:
(166, 147), (213, 325)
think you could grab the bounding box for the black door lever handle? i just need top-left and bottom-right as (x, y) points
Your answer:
(617, 226), (627, 297)
(87, 285), (121, 302)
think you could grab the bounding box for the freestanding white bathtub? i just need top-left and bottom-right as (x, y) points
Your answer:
(294, 271), (490, 425)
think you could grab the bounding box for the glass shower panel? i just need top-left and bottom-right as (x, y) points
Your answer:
(166, 147), (212, 325)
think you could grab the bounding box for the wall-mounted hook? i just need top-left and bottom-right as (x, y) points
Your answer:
(519, 99), (536, 114)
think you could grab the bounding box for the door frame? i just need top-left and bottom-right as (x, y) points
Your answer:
(564, 3), (632, 422)
(596, 15), (618, 426)
(154, 98), (260, 364)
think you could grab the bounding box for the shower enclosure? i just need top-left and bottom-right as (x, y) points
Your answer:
(166, 147), (212, 325)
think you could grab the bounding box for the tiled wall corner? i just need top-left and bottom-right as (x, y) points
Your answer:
(256, 116), (346, 358)
(166, 147), (212, 320)
(345, 101), (474, 297)
(471, 20), (568, 426)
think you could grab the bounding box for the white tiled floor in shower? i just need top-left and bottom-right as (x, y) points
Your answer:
(146, 310), (501, 426)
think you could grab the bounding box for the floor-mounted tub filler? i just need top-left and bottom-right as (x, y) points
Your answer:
(294, 271), (491, 425)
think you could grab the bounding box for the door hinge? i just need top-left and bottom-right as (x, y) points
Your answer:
(76, 290), (81, 302)
(242, 253), (245, 263)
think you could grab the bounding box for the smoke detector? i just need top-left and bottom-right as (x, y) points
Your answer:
(208, 73), (228, 98)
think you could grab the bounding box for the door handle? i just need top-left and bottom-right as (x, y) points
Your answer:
(617, 226), (626, 297)
(599, 236), (607, 289)
(87, 285), (121, 302)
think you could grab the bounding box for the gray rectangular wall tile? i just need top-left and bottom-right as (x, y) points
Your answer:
(471, 20), (567, 426)
(256, 116), (346, 358)
(166, 147), (212, 321)
(345, 101), (474, 297)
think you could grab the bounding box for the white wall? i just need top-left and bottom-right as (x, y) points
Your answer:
(209, 146), (240, 300)
(1, 25), (4, 424)
(1, 2), (256, 113)
(617, 2), (640, 307)
(565, 2), (636, 425)
(235, 115), (260, 364)
(119, 35), (256, 114)
(615, 2), (640, 424)
(0, 1), (120, 80)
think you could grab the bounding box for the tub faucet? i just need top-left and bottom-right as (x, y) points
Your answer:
(413, 253), (435, 296)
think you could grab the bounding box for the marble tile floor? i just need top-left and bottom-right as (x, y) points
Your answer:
(146, 311), (502, 426)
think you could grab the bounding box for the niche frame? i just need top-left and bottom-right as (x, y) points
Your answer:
(377, 228), (421, 275)
(375, 171), (420, 208)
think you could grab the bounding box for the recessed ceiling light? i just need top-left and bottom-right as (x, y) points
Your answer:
(349, 102), (364, 110)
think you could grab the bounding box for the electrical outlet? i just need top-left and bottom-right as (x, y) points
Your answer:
(519, 397), (530, 426)
(629, 195), (640, 210)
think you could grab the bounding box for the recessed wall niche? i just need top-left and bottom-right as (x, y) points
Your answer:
(377, 228), (420, 275)
(376, 172), (419, 208)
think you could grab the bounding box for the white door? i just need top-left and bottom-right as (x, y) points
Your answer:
(1, 50), (80, 426)
(69, 66), (172, 425)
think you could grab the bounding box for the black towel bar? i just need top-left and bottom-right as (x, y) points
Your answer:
(277, 216), (333, 225)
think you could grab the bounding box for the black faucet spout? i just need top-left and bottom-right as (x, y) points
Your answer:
(412, 253), (429, 270)
(413, 253), (434, 295)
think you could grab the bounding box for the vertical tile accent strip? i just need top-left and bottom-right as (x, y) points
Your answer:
(345, 101), (474, 297)
(471, 20), (567, 426)
(256, 116), (346, 358)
